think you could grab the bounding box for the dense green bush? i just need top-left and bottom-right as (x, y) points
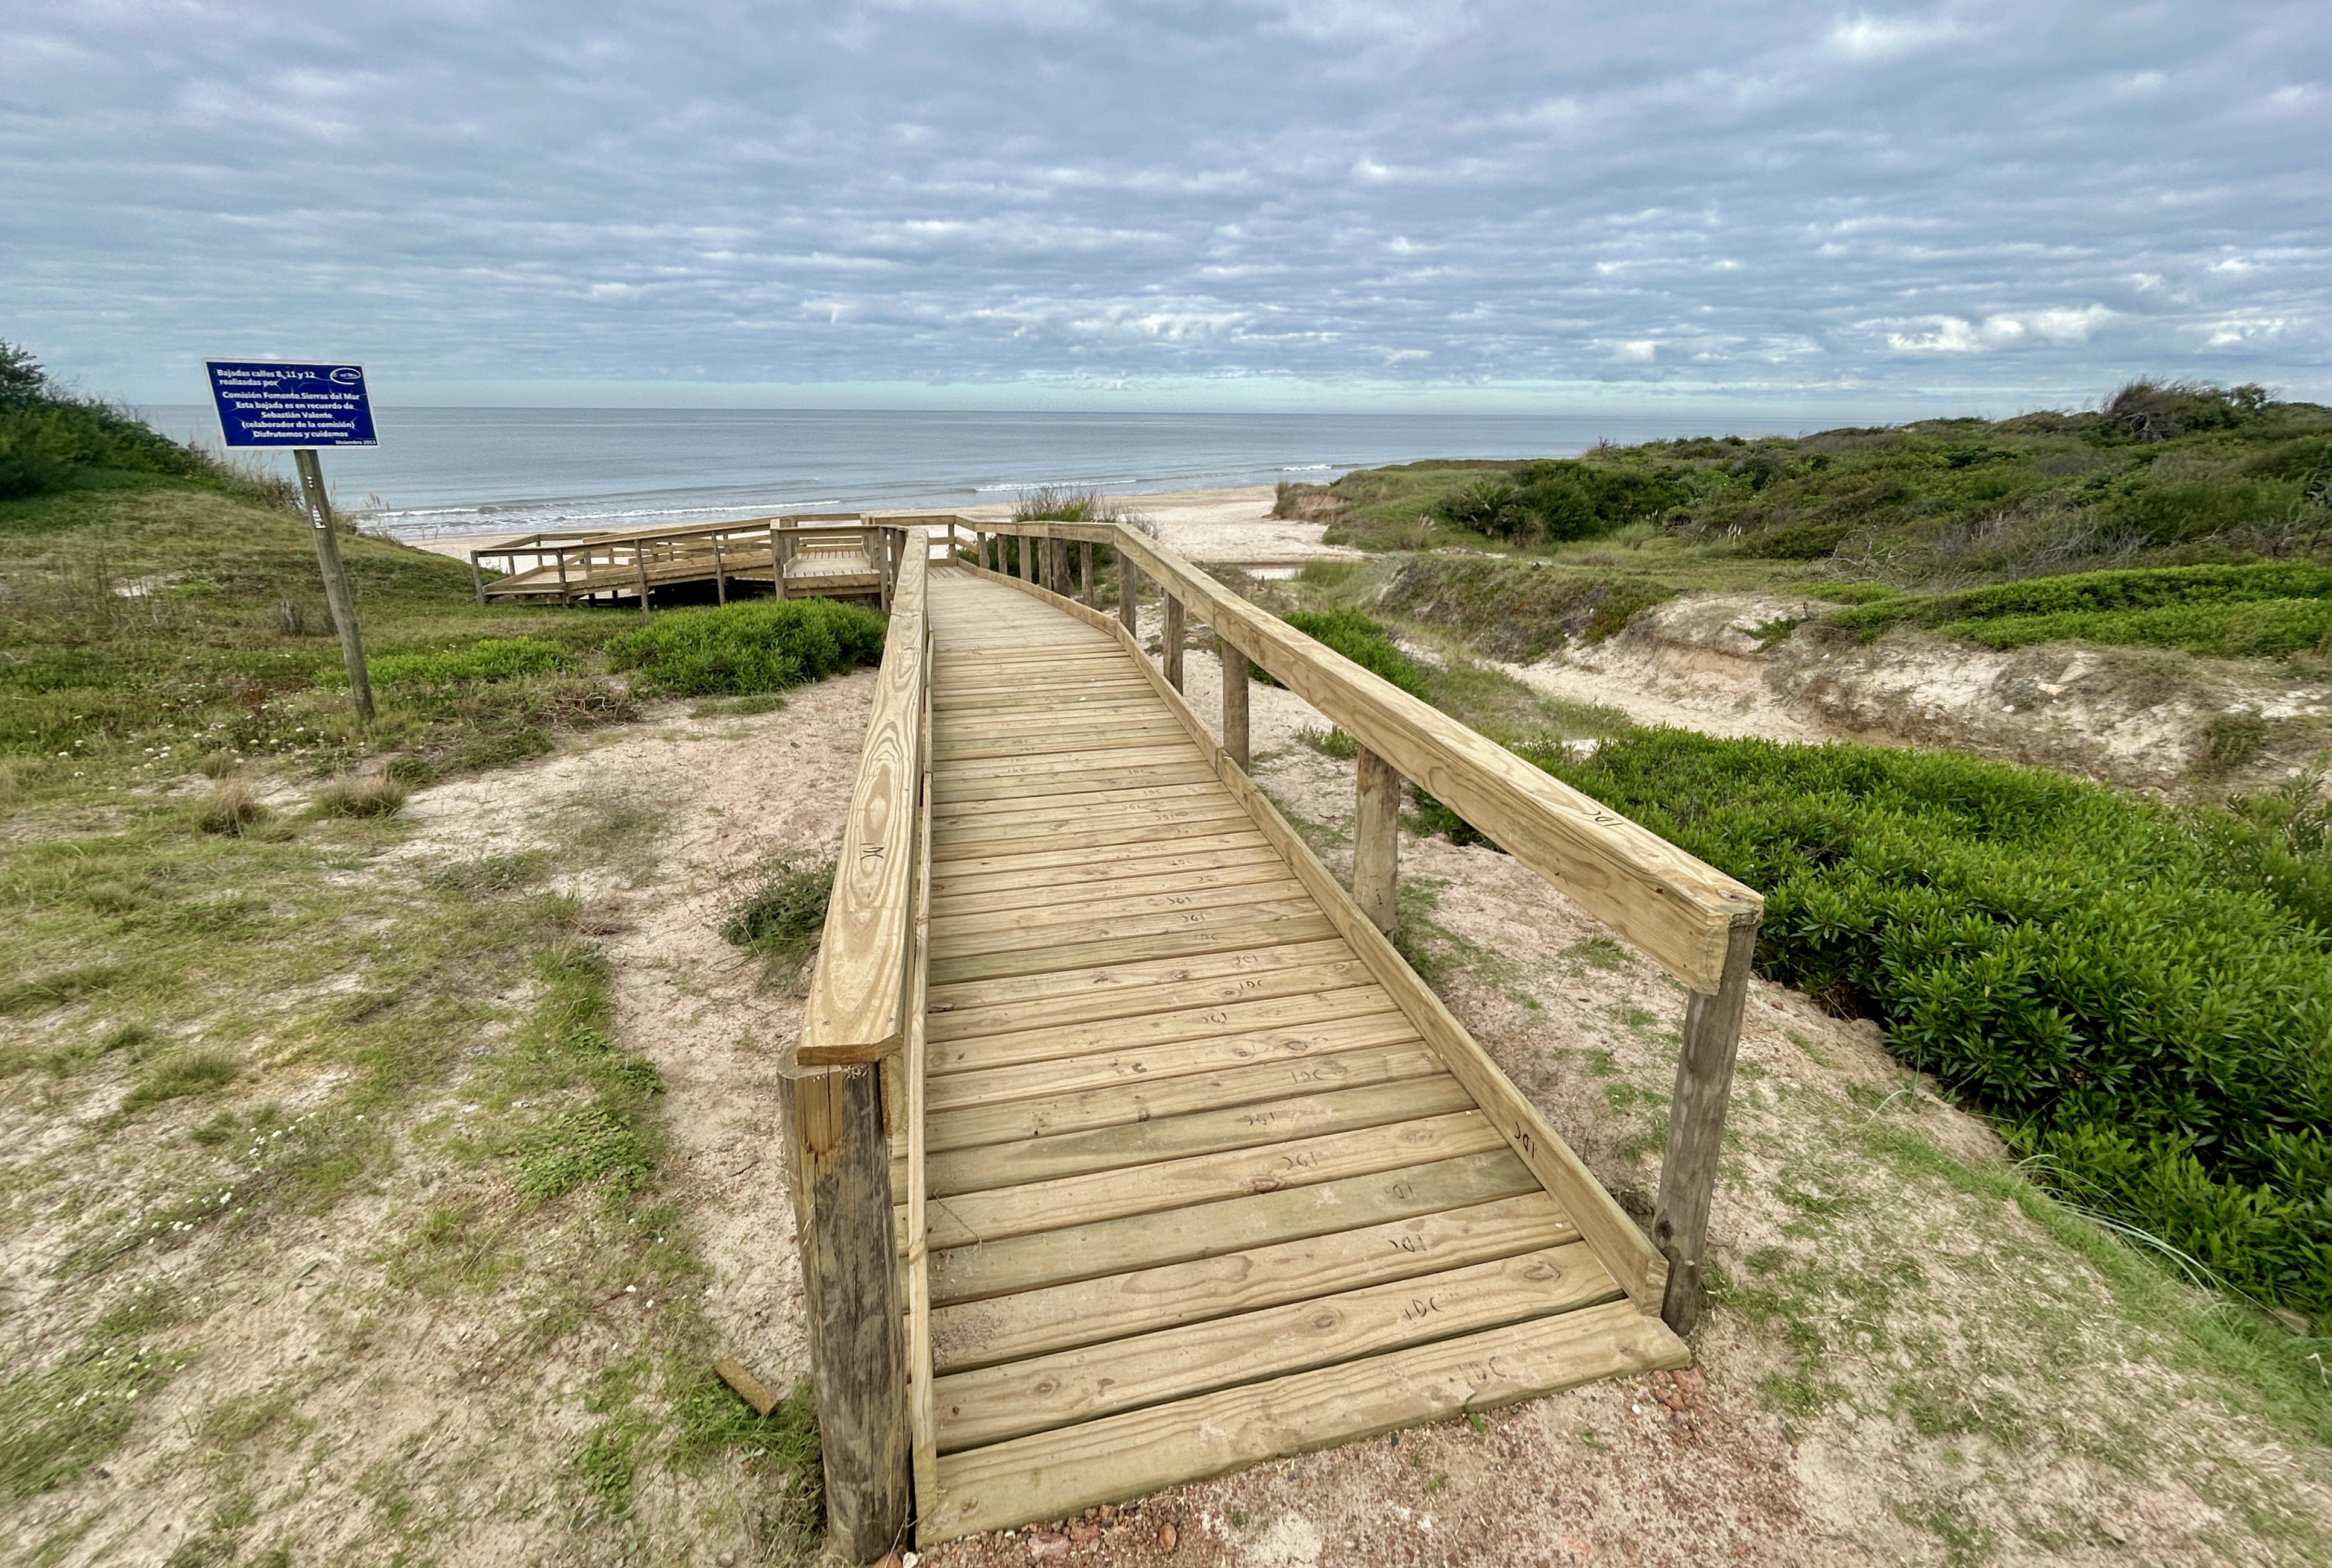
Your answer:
(603, 599), (886, 696)
(1525, 728), (2332, 1314)
(0, 340), (213, 500)
(1279, 608), (1428, 698)
(1437, 460), (1688, 546)
(1830, 562), (2332, 658)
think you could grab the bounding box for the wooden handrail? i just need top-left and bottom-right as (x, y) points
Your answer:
(798, 526), (930, 1068)
(1012, 520), (1760, 992)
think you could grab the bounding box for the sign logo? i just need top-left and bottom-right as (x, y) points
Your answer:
(204, 360), (377, 448)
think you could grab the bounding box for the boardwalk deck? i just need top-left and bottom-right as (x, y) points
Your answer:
(907, 570), (1689, 1540)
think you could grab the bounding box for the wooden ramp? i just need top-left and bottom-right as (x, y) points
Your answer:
(907, 570), (1689, 1539)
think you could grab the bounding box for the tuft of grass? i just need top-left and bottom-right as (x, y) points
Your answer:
(1297, 725), (1358, 760)
(2204, 711), (2272, 771)
(513, 1104), (652, 1202)
(310, 773), (407, 820)
(671, 1372), (824, 1547)
(335, 636), (569, 688)
(120, 1048), (240, 1113)
(0, 1278), (183, 1500)
(721, 859), (834, 981)
(194, 780), (266, 836)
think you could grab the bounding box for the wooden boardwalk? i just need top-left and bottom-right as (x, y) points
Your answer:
(903, 571), (1690, 1538)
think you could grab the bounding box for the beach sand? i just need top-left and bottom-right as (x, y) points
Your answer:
(407, 483), (1360, 571)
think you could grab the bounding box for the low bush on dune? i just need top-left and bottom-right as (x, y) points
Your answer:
(1826, 562), (2332, 659)
(603, 599), (886, 696)
(1506, 728), (2332, 1315)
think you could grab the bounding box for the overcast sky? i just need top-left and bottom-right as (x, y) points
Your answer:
(4, 1), (2325, 412)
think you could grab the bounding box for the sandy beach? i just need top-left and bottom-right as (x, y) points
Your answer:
(407, 483), (1361, 571)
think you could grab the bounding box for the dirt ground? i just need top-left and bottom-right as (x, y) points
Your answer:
(11, 591), (2331, 1567)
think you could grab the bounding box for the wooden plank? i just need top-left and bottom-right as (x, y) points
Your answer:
(927, 1043), (1448, 1158)
(934, 1244), (1619, 1450)
(927, 855), (1295, 921)
(906, 669), (939, 1523)
(928, 1075), (1477, 1192)
(924, 913), (1343, 988)
(799, 528), (927, 1067)
(928, 896), (1334, 956)
(930, 953), (1376, 1048)
(925, 842), (1282, 902)
(924, 1300), (1689, 1540)
(925, 1112), (1504, 1250)
(931, 729), (1200, 763)
(929, 1148), (1539, 1308)
(1656, 918), (1759, 1334)
(927, 1007), (1420, 1113)
(929, 802), (1253, 852)
(927, 776), (1222, 818)
(929, 875), (1311, 944)
(925, 936), (1354, 1013)
(928, 985), (1396, 1075)
(931, 743), (1206, 784)
(925, 1190), (1572, 1374)
(931, 764), (1219, 808)
(930, 816), (1262, 866)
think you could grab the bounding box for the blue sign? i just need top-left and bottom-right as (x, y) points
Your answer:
(204, 360), (377, 447)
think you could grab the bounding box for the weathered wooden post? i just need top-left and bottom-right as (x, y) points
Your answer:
(633, 545), (652, 616)
(712, 536), (728, 605)
(1020, 532), (1036, 584)
(1654, 920), (1758, 1334)
(1118, 552), (1138, 633)
(1162, 594), (1186, 690)
(1219, 630), (1250, 770)
(1048, 536), (1067, 594)
(1352, 747), (1399, 934)
(976, 530), (990, 570)
(469, 550), (485, 607)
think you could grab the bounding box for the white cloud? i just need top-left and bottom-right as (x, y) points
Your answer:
(1826, 13), (1961, 62)
(1886, 307), (2113, 353)
(1612, 340), (1659, 362)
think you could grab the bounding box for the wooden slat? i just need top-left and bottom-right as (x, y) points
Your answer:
(930, 1192), (1577, 1371)
(934, 1244), (1619, 1450)
(927, 779), (1226, 825)
(925, 1042), (1447, 1154)
(929, 985), (1395, 1074)
(926, 839), (1281, 898)
(930, 803), (1253, 852)
(926, 936), (1353, 1012)
(925, 915), (1338, 987)
(925, 1112), (1504, 1249)
(928, 1149), (1536, 1306)
(925, 895), (1323, 960)
(924, 1300), (1689, 1540)
(930, 763), (1219, 807)
(925, 1004), (1417, 1110)
(928, 1075), (1476, 1192)
(927, 854), (1294, 920)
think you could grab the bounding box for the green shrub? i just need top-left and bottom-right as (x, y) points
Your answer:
(1279, 608), (1428, 698)
(603, 599), (886, 696)
(0, 340), (221, 500)
(1831, 562), (2332, 658)
(1526, 728), (2332, 1313)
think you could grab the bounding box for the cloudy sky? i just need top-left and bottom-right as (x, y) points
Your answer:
(4, 1), (2326, 413)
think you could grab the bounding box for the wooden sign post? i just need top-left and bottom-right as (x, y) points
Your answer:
(205, 359), (380, 721)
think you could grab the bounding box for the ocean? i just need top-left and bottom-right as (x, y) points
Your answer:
(138, 406), (1754, 541)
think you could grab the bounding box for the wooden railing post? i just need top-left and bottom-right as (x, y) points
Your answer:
(1049, 536), (1068, 595)
(783, 1066), (909, 1558)
(975, 530), (989, 570)
(1162, 594), (1185, 690)
(1020, 532), (1036, 584)
(1354, 745), (1399, 934)
(469, 552), (485, 606)
(633, 546), (651, 616)
(772, 527), (791, 600)
(1654, 919), (1758, 1335)
(1118, 556), (1138, 632)
(1219, 630), (1249, 770)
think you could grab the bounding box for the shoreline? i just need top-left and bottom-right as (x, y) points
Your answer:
(406, 483), (1366, 568)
